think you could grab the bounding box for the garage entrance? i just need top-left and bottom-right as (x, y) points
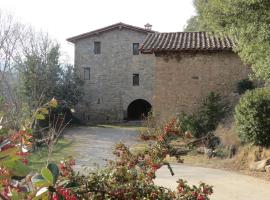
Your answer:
(127, 99), (152, 120)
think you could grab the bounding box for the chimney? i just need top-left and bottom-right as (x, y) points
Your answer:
(144, 23), (152, 30)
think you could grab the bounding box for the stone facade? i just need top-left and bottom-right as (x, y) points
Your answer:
(69, 25), (251, 123)
(153, 51), (251, 122)
(72, 27), (155, 123)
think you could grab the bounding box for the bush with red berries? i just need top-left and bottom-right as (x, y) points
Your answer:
(0, 101), (213, 199)
(64, 118), (213, 199)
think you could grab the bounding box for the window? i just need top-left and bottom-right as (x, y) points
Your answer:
(133, 43), (139, 55)
(94, 41), (101, 54)
(192, 76), (199, 80)
(133, 74), (139, 86)
(84, 67), (90, 80)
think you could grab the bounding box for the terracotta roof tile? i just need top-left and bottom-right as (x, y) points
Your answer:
(140, 32), (234, 53)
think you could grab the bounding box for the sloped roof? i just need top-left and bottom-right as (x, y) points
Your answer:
(140, 32), (235, 53)
(67, 22), (155, 43)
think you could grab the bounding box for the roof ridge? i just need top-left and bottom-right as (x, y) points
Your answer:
(67, 22), (155, 43)
(152, 31), (216, 34)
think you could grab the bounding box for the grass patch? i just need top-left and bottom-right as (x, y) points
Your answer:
(130, 141), (151, 154)
(29, 137), (75, 171)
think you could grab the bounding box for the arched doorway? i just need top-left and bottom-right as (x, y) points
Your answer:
(127, 99), (152, 120)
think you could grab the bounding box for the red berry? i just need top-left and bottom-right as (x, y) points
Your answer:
(52, 193), (59, 200)
(197, 194), (205, 200)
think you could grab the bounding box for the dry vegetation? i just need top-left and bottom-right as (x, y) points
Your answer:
(214, 122), (240, 147)
(161, 117), (270, 182)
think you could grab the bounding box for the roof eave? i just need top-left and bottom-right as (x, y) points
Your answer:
(140, 48), (233, 54)
(66, 23), (155, 43)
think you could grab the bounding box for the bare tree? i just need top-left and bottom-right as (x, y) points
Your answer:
(0, 10), (26, 128)
(44, 113), (70, 164)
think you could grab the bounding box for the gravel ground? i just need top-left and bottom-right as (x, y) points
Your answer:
(64, 126), (139, 168)
(155, 164), (270, 200)
(64, 126), (270, 200)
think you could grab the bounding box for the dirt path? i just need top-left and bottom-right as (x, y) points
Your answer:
(64, 126), (270, 200)
(155, 164), (270, 200)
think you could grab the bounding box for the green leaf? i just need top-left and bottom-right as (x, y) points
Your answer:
(10, 191), (22, 200)
(36, 114), (45, 120)
(41, 167), (53, 185)
(47, 163), (59, 185)
(0, 147), (20, 161)
(39, 108), (49, 115)
(31, 174), (50, 187)
(3, 159), (30, 177)
(64, 181), (80, 188)
(48, 98), (58, 108)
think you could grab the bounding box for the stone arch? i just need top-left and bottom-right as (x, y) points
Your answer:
(127, 99), (152, 120)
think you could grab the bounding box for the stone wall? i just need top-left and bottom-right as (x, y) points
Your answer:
(74, 28), (155, 123)
(153, 51), (251, 122)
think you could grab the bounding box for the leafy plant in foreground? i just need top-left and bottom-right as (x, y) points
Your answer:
(0, 102), (213, 199)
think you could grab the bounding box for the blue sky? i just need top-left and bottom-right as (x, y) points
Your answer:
(0, 0), (196, 62)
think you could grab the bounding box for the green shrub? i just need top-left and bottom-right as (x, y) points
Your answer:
(199, 92), (227, 133)
(178, 92), (226, 138)
(235, 88), (270, 147)
(177, 113), (202, 138)
(237, 79), (254, 94)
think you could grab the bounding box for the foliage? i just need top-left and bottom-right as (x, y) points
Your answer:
(237, 79), (254, 95)
(0, 99), (58, 199)
(184, 15), (209, 32)
(199, 92), (227, 133)
(138, 127), (159, 140)
(139, 111), (161, 140)
(31, 160), (77, 200)
(139, 118), (180, 141)
(64, 119), (213, 200)
(57, 65), (84, 108)
(0, 107), (213, 199)
(0, 11), (24, 124)
(178, 92), (226, 138)
(0, 11), (83, 130)
(19, 43), (83, 110)
(191, 0), (270, 82)
(29, 138), (74, 171)
(177, 113), (202, 138)
(184, 0), (209, 31)
(142, 110), (157, 129)
(235, 88), (270, 147)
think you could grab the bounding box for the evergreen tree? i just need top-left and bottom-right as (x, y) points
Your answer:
(188, 0), (270, 82)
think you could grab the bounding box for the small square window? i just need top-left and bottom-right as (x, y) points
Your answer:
(94, 41), (101, 54)
(133, 74), (139, 86)
(84, 67), (90, 80)
(192, 76), (199, 80)
(133, 43), (139, 55)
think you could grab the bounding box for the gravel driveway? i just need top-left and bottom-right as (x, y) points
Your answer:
(155, 164), (270, 200)
(64, 126), (270, 200)
(64, 126), (139, 167)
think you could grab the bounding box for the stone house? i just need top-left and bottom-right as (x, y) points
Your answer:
(140, 32), (251, 121)
(67, 23), (155, 123)
(67, 23), (250, 123)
